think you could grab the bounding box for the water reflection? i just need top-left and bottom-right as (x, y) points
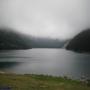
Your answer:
(0, 49), (90, 79)
(0, 62), (19, 69)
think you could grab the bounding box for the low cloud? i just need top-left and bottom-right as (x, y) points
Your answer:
(0, 0), (89, 39)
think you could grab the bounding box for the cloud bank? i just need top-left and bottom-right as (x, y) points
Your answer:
(0, 0), (89, 39)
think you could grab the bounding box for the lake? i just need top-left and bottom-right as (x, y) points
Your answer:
(0, 48), (90, 79)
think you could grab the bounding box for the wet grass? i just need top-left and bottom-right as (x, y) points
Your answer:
(0, 73), (90, 90)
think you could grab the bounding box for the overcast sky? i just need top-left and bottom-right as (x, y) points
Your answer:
(0, 0), (89, 39)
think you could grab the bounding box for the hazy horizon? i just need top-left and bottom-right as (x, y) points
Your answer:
(0, 0), (89, 39)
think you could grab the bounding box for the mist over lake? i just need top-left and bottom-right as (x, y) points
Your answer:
(0, 0), (90, 82)
(0, 0), (90, 90)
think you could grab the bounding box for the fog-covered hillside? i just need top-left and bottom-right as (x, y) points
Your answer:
(0, 28), (31, 50)
(66, 29), (90, 53)
(0, 28), (67, 50)
(29, 36), (67, 48)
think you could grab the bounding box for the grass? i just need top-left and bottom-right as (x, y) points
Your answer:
(0, 73), (90, 90)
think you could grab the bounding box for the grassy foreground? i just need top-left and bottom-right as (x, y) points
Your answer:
(0, 73), (90, 90)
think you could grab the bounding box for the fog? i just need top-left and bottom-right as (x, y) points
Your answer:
(0, 0), (89, 39)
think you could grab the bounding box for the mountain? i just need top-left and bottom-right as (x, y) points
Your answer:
(29, 36), (67, 48)
(0, 28), (31, 50)
(66, 28), (90, 53)
(0, 28), (67, 50)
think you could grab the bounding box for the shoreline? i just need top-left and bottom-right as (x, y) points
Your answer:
(0, 72), (90, 90)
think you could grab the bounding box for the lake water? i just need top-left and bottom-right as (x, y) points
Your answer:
(0, 48), (90, 79)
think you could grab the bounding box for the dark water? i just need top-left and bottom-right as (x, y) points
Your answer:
(0, 48), (90, 79)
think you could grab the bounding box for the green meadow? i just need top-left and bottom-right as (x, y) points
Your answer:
(0, 73), (90, 90)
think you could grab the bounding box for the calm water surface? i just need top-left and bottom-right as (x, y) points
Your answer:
(0, 48), (90, 79)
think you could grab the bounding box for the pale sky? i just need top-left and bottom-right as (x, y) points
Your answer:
(0, 0), (89, 39)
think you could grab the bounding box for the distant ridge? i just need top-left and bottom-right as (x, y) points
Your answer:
(0, 28), (67, 49)
(30, 36), (67, 48)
